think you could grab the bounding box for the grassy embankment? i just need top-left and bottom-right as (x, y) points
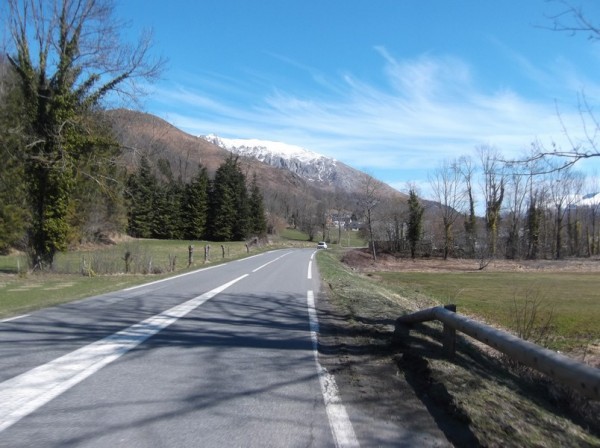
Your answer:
(316, 248), (599, 447)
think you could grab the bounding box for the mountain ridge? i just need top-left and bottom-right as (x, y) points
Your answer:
(201, 134), (373, 193)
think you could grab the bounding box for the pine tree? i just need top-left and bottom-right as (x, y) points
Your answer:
(248, 174), (267, 236)
(0, 57), (28, 253)
(152, 181), (184, 239)
(407, 189), (424, 259)
(208, 178), (236, 241)
(182, 165), (209, 240)
(208, 156), (250, 241)
(127, 156), (156, 238)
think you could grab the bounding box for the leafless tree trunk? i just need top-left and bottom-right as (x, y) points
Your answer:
(479, 145), (506, 258)
(548, 166), (584, 259)
(504, 163), (531, 259)
(429, 159), (466, 260)
(358, 173), (382, 261)
(458, 156), (477, 257)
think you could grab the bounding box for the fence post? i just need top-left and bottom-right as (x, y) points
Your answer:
(442, 304), (457, 358)
(188, 245), (193, 266)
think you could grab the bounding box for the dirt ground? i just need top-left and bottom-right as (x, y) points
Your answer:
(341, 248), (600, 273)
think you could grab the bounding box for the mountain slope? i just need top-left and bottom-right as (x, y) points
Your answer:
(201, 134), (403, 197)
(106, 109), (407, 230)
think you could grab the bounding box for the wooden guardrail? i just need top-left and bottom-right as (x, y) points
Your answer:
(394, 305), (600, 400)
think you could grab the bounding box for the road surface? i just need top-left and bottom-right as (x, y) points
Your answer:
(0, 249), (358, 447)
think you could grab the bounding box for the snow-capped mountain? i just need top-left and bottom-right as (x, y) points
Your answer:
(202, 134), (343, 187)
(577, 192), (600, 207)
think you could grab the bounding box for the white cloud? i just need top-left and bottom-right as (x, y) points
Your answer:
(150, 47), (598, 177)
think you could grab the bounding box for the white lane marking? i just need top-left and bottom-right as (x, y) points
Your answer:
(307, 261), (312, 279)
(233, 253), (265, 262)
(0, 314), (30, 324)
(0, 274), (248, 433)
(306, 291), (359, 448)
(251, 252), (291, 273)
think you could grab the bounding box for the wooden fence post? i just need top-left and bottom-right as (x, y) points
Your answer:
(443, 304), (457, 358)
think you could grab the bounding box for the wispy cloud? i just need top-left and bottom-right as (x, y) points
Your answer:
(149, 47), (596, 176)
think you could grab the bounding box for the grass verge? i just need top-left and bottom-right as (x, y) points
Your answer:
(316, 249), (600, 447)
(374, 270), (600, 351)
(0, 238), (275, 319)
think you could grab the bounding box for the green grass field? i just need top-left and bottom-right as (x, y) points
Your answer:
(0, 238), (261, 319)
(278, 227), (366, 248)
(374, 270), (600, 349)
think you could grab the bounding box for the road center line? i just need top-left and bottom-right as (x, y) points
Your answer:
(307, 260), (313, 279)
(306, 290), (359, 448)
(0, 274), (248, 433)
(251, 252), (290, 272)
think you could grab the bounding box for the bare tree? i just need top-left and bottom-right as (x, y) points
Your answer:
(358, 173), (382, 261)
(429, 159), (466, 260)
(582, 174), (600, 255)
(547, 166), (585, 259)
(458, 155), (477, 256)
(514, 2), (600, 172)
(479, 145), (506, 258)
(504, 162), (531, 259)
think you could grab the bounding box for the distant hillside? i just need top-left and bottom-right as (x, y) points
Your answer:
(105, 108), (407, 227)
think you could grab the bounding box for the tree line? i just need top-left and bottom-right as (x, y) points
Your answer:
(362, 145), (600, 262)
(127, 155), (267, 242)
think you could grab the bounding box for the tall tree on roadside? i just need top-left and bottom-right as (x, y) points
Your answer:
(406, 187), (424, 260)
(5, 0), (164, 268)
(0, 57), (28, 253)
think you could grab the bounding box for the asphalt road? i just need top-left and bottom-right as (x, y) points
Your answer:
(0, 249), (358, 447)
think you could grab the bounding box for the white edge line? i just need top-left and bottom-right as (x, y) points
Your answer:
(307, 261), (313, 279)
(0, 314), (30, 323)
(0, 274), (248, 433)
(307, 290), (359, 448)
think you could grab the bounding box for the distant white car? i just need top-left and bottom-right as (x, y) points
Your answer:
(317, 242), (328, 249)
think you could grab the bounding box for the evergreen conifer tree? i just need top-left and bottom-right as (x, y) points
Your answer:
(209, 156), (249, 241)
(248, 174), (267, 236)
(407, 189), (424, 259)
(127, 156), (156, 238)
(182, 165), (209, 240)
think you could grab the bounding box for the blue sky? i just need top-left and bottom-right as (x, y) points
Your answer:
(116, 0), (600, 194)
